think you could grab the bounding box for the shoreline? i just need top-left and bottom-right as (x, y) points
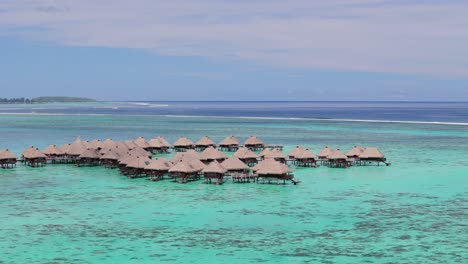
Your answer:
(1, 112), (468, 126)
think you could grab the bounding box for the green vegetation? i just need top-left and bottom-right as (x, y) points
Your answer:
(0, 98), (32, 104)
(31, 97), (96, 103)
(0, 97), (96, 104)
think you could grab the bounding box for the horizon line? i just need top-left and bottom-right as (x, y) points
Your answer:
(105, 100), (468, 103)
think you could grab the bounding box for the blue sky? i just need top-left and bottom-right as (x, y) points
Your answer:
(0, 0), (467, 101)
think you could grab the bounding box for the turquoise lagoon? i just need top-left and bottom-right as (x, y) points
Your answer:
(0, 114), (467, 263)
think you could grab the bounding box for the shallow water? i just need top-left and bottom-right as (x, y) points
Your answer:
(0, 113), (467, 263)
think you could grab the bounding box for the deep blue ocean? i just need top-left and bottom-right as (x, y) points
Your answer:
(1, 101), (468, 123)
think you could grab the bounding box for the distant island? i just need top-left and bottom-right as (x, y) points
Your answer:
(0, 97), (96, 104)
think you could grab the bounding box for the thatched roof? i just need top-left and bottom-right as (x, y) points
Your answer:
(244, 136), (265, 146)
(144, 158), (172, 171)
(43, 145), (64, 155)
(359, 147), (385, 159)
(148, 138), (162, 148)
(148, 136), (171, 148)
(233, 147), (258, 159)
(218, 136), (240, 146)
(67, 137), (87, 156)
(169, 160), (201, 173)
(134, 137), (149, 148)
(126, 156), (152, 169)
(221, 157), (249, 171)
(318, 146), (334, 158)
(169, 150), (200, 163)
(327, 149), (348, 160)
(195, 136), (216, 147)
(200, 146), (227, 161)
(88, 139), (102, 150)
(22, 146), (34, 157)
(22, 147), (46, 159)
(100, 150), (120, 160)
(346, 146), (365, 157)
(288, 146), (306, 158)
(202, 161), (227, 174)
(0, 149), (17, 160)
(123, 140), (138, 149)
(99, 147), (112, 155)
(118, 155), (136, 165)
(295, 149), (317, 159)
(254, 159), (290, 175)
(102, 139), (118, 150)
(79, 148), (101, 159)
(173, 137), (194, 147)
(188, 159), (206, 171)
(59, 144), (71, 153)
(259, 148), (272, 157)
(263, 148), (287, 159)
(112, 145), (130, 157)
(169, 152), (185, 163)
(128, 147), (151, 158)
(83, 141), (91, 149)
(252, 159), (267, 171)
(157, 136), (171, 147)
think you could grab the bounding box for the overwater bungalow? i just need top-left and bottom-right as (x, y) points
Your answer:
(77, 148), (101, 166)
(358, 147), (389, 166)
(288, 146), (306, 161)
(43, 144), (65, 163)
(295, 149), (318, 167)
(262, 148), (287, 163)
(148, 136), (171, 153)
(125, 156), (152, 178)
(66, 137), (87, 162)
(346, 146), (365, 162)
(100, 149), (120, 168)
(118, 154), (136, 172)
(202, 161), (227, 184)
(218, 136), (240, 151)
(195, 136), (216, 151)
(244, 136), (265, 151)
(0, 149), (17, 168)
(58, 144), (73, 163)
(22, 146), (47, 167)
(168, 159), (203, 183)
(199, 146), (227, 163)
(233, 147), (258, 166)
(173, 137), (195, 152)
(318, 146), (334, 164)
(221, 156), (252, 182)
(327, 149), (350, 168)
(145, 158), (172, 180)
(134, 137), (150, 150)
(254, 158), (294, 184)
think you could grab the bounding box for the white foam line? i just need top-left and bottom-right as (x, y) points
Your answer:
(0, 112), (467, 126)
(160, 115), (468, 126)
(126, 102), (169, 107)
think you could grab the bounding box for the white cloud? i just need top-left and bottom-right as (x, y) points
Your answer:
(0, 0), (467, 76)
